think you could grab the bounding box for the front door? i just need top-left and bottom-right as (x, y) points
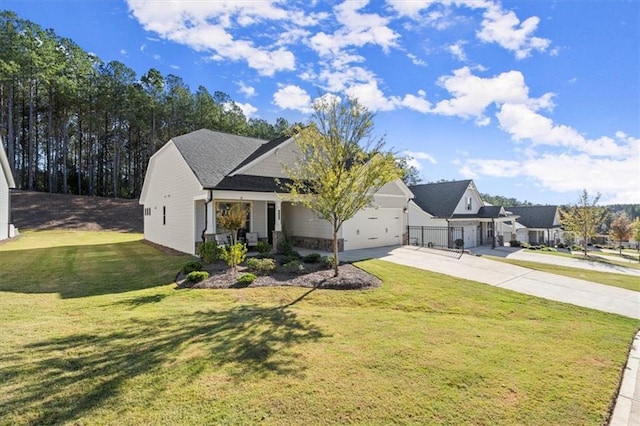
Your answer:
(267, 203), (275, 244)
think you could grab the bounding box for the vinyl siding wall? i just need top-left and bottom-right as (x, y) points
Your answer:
(282, 203), (334, 240)
(242, 140), (298, 178)
(142, 142), (204, 255)
(0, 169), (8, 240)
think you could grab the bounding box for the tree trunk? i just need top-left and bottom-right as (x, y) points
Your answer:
(333, 221), (339, 277)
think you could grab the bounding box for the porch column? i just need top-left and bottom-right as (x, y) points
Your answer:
(206, 197), (215, 235)
(275, 200), (282, 232)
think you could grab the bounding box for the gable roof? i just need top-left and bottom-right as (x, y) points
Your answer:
(409, 180), (473, 217)
(507, 206), (561, 229)
(1, 137), (16, 188)
(229, 134), (292, 175)
(171, 129), (266, 189)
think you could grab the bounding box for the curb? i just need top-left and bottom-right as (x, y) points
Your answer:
(610, 331), (640, 426)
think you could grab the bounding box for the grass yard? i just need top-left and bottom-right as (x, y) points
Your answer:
(0, 231), (638, 425)
(486, 257), (640, 292)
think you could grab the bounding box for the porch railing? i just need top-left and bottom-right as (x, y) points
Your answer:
(406, 226), (465, 258)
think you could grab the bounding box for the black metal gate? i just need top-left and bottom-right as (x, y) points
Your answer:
(406, 226), (465, 258)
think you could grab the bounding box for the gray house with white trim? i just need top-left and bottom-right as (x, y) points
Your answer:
(139, 129), (413, 255)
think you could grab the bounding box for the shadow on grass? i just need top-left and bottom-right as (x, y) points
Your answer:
(0, 241), (192, 298)
(0, 305), (325, 424)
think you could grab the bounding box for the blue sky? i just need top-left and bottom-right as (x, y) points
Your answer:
(4, 0), (638, 205)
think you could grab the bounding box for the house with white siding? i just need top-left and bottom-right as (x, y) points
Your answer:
(139, 129), (413, 255)
(506, 205), (563, 246)
(1, 138), (17, 241)
(407, 180), (515, 249)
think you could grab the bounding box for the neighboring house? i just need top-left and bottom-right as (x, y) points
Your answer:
(407, 180), (514, 249)
(0, 138), (17, 241)
(139, 129), (413, 255)
(506, 205), (563, 246)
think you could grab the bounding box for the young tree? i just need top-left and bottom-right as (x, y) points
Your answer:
(560, 189), (608, 255)
(630, 217), (640, 260)
(282, 95), (401, 277)
(609, 213), (632, 254)
(217, 203), (249, 273)
(396, 155), (422, 186)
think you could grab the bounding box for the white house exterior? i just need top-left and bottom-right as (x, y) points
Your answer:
(1, 138), (17, 241)
(506, 206), (563, 246)
(408, 180), (514, 249)
(139, 129), (413, 255)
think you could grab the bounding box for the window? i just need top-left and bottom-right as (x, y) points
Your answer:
(215, 202), (251, 232)
(466, 196), (472, 211)
(163, 206), (166, 225)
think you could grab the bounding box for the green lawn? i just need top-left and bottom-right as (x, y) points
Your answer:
(0, 231), (638, 425)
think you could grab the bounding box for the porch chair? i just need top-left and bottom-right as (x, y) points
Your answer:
(214, 232), (232, 247)
(245, 232), (259, 249)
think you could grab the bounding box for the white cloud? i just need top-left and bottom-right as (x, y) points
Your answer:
(403, 150), (438, 168)
(272, 84), (312, 113)
(126, 0), (299, 76)
(432, 67), (551, 125)
(233, 102), (258, 118)
(237, 81), (256, 98)
(407, 53), (427, 66)
(448, 41), (467, 61)
(477, 3), (551, 59)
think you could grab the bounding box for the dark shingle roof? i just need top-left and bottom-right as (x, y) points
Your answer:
(172, 129), (266, 188)
(451, 205), (507, 219)
(215, 175), (292, 193)
(507, 206), (560, 229)
(230, 134), (291, 174)
(409, 180), (472, 217)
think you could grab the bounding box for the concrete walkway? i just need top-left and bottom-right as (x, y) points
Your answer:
(469, 245), (640, 276)
(330, 244), (640, 426)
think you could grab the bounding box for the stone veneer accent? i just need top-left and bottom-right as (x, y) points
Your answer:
(291, 236), (344, 252)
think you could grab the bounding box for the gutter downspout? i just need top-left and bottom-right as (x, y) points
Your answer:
(201, 189), (212, 243)
(491, 218), (496, 249)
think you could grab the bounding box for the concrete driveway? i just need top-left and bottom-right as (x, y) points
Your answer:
(469, 246), (640, 276)
(338, 245), (640, 320)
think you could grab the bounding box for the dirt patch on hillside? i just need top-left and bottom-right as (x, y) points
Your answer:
(11, 190), (143, 233)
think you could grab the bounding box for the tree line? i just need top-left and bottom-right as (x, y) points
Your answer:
(0, 10), (297, 199)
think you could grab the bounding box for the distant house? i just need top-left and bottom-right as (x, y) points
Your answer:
(0, 138), (17, 241)
(407, 180), (514, 248)
(139, 129), (413, 255)
(506, 205), (563, 245)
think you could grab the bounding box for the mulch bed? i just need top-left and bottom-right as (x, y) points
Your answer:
(176, 259), (381, 290)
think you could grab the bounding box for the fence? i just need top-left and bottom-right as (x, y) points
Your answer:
(406, 226), (465, 258)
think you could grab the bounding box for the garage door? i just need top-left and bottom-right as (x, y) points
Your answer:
(343, 208), (403, 250)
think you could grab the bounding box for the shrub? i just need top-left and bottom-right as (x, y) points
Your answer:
(556, 242), (566, 249)
(277, 233), (294, 255)
(185, 271), (209, 283)
(509, 240), (521, 248)
(283, 260), (304, 274)
(541, 247), (557, 252)
(221, 243), (248, 272)
(182, 260), (202, 274)
(571, 244), (583, 251)
(454, 238), (464, 249)
(256, 240), (271, 255)
(520, 242), (531, 249)
(237, 273), (257, 285)
(246, 257), (276, 275)
(322, 255), (335, 269)
(303, 253), (322, 263)
(197, 241), (222, 264)
(280, 253), (302, 265)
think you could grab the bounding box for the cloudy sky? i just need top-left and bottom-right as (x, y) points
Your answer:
(5, 0), (638, 204)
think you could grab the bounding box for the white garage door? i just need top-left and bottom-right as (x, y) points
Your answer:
(343, 208), (403, 250)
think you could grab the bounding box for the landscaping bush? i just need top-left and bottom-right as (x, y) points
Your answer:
(509, 240), (521, 247)
(280, 252), (302, 265)
(454, 238), (464, 249)
(571, 244), (583, 251)
(556, 242), (565, 249)
(221, 243), (248, 272)
(185, 271), (209, 283)
(246, 257), (276, 275)
(277, 233), (294, 255)
(256, 240), (271, 255)
(520, 242), (531, 249)
(197, 241), (222, 264)
(236, 273), (257, 285)
(283, 260), (304, 274)
(322, 255), (336, 269)
(182, 260), (202, 274)
(303, 253), (322, 263)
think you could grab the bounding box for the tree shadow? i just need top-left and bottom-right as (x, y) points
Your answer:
(0, 305), (325, 424)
